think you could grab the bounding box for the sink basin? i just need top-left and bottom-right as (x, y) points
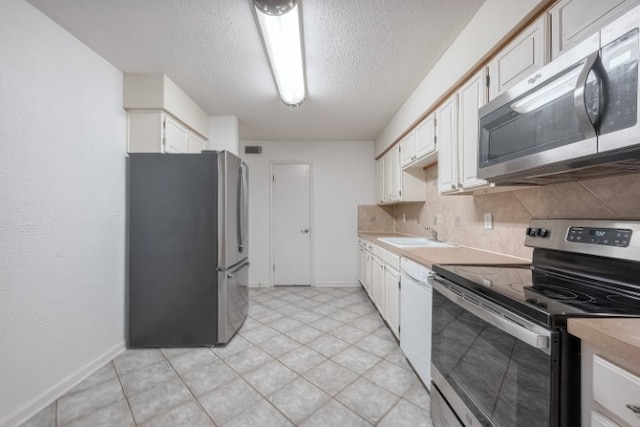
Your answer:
(377, 237), (455, 248)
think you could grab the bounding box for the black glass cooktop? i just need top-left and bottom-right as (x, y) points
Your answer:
(432, 263), (640, 328)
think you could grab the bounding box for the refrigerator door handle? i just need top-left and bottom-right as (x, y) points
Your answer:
(219, 261), (250, 278)
(237, 164), (247, 252)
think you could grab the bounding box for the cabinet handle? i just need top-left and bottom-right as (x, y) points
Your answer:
(626, 404), (640, 415)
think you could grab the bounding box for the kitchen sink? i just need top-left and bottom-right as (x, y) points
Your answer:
(377, 237), (455, 248)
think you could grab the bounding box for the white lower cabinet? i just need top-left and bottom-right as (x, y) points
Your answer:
(592, 355), (640, 427)
(582, 343), (640, 427)
(365, 245), (374, 297)
(384, 265), (400, 339)
(357, 239), (401, 338)
(374, 256), (386, 315)
(357, 240), (366, 286)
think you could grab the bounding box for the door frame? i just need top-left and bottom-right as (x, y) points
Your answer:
(269, 160), (315, 286)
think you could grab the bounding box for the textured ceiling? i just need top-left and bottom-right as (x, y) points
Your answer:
(26, 0), (486, 141)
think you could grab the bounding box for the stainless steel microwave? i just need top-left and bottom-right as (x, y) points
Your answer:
(478, 6), (640, 185)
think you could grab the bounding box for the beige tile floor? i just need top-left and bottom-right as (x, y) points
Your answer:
(21, 286), (432, 426)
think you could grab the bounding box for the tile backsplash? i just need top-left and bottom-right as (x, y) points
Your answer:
(357, 205), (395, 233)
(361, 166), (640, 260)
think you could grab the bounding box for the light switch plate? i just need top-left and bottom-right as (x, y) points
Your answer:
(435, 213), (443, 225)
(484, 213), (493, 230)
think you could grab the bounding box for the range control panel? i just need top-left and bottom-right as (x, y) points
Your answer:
(567, 227), (632, 247)
(526, 227), (549, 238)
(525, 219), (640, 260)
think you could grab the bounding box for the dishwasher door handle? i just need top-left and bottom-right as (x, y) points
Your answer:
(401, 269), (433, 285)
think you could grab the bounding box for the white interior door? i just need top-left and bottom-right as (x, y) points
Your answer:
(272, 163), (311, 285)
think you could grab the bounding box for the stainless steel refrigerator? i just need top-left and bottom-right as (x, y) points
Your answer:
(127, 150), (249, 347)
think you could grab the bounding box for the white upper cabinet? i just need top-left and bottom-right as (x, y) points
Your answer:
(387, 145), (401, 201)
(164, 114), (189, 153)
(379, 143), (426, 204)
(187, 132), (206, 154)
(401, 114), (437, 170)
(414, 114), (437, 161)
(550, 0), (638, 59)
(124, 73), (208, 154)
(488, 14), (550, 101)
(437, 94), (459, 194)
(458, 69), (488, 190)
(128, 111), (206, 154)
(375, 157), (385, 204)
(400, 132), (416, 167)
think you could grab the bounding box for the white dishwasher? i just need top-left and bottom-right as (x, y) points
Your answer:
(400, 257), (432, 390)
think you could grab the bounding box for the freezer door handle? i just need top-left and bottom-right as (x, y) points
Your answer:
(220, 261), (251, 278)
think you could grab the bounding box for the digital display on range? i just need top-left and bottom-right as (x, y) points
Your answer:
(567, 227), (632, 247)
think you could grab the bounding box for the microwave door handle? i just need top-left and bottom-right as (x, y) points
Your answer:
(574, 51), (600, 138)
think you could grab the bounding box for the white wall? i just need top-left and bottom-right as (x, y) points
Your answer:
(208, 115), (239, 154)
(0, 1), (127, 425)
(375, 0), (546, 156)
(240, 140), (375, 286)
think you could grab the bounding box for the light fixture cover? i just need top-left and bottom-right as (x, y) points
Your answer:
(253, 0), (306, 106)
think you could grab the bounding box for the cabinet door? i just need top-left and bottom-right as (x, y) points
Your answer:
(383, 151), (392, 202)
(164, 115), (189, 153)
(389, 145), (401, 201)
(365, 252), (374, 297)
(414, 113), (436, 159)
(400, 132), (416, 167)
(437, 94), (459, 194)
(358, 246), (365, 286)
(550, 0), (632, 59)
(488, 15), (550, 101)
(458, 69), (489, 190)
(385, 267), (400, 339)
(374, 257), (386, 315)
(128, 111), (164, 153)
(187, 132), (206, 153)
(375, 158), (385, 204)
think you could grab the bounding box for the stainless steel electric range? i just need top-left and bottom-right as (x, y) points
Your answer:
(428, 218), (640, 427)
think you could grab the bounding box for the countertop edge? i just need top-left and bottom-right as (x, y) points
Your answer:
(568, 318), (640, 367)
(357, 232), (531, 268)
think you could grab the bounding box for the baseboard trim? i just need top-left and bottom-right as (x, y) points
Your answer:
(249, 282), (359, 288)
(1, 341), (126, 427)
(313, 282), (360, 287)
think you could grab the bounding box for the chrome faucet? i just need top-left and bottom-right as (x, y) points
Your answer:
(424, 226), (438, 242)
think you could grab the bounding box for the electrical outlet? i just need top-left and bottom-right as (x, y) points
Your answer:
(455, 216), (461, 227)
(435, 213), (443, 225)
(484, 213), (493, 230)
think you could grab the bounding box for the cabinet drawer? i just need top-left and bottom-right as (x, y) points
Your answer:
(386, 252), (400, 271)
(374, 245), (387, 260)
(591, 411), (620, 427)
(593, 355), (640, 427)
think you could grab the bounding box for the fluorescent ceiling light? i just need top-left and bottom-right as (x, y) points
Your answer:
(253, 0), (306, 107)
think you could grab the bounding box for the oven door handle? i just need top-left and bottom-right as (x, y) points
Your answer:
(429, 276), (552, 354)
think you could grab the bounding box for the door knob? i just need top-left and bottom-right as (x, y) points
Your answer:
(301, 229), (310, 234)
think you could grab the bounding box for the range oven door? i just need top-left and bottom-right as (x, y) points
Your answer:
(429, 275), (560, 427)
